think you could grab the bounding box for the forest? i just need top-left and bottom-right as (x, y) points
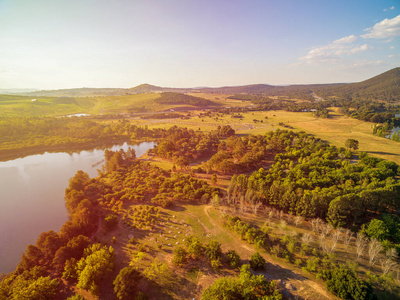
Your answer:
(154, 92), (216, 107)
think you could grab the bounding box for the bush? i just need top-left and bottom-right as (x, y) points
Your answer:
(226, 250), (241, 268)
(211, 259), (222, 271)
(325, 265), (375, 300)
(113, 267), (142, 300)
(249, 252), (266, 270)
(173, 246), (187, 266)
(205, 241), (222, 261)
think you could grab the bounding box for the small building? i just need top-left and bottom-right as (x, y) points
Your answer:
(31, 99), (37, 102)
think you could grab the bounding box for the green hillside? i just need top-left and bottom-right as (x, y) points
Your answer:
(314, 67), (400, 102)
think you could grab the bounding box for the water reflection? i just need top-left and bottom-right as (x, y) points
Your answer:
(0, 141), (155, 274)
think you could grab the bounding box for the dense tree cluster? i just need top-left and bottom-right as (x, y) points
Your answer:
(151, 125), (235, 165)
(202, 134), (271, 174)
(154, 92), (216, 107)
(318, 265), (375, 300)
(201, 264), (282, 300)
(227, 130), (400, 228)
(64, 244), (115, 295)
(313, 67), (400, 103)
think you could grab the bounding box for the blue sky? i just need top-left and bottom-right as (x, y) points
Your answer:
(0, 0), (399, 89)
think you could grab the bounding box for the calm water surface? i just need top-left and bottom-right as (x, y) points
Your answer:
(0, 141), (155, 274)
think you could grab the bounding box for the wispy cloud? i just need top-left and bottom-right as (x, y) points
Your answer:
(362, 14), (400, 39)
(351, 60), (384, 67)
(383, 6), (395, 12)
(298, 35), (370, 64)
(333, 35), (357, 44)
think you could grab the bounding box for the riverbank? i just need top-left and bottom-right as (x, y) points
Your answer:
(0, 137), (132, 161)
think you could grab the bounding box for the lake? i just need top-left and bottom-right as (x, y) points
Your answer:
(0, 141), (155, 274)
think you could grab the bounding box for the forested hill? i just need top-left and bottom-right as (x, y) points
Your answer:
(18, 67), (400, 101)
(204, 68), (400, 102)
(313, 67), (400, 102)
(154, 92), (217, 106)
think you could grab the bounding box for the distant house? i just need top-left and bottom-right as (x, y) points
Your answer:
(31, 99), (37, 102)
(310, 109), (317, 112)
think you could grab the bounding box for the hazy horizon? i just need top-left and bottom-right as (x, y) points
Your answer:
(1, 0), (399, 90)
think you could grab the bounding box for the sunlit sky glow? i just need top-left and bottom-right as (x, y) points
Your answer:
(1, 0), (399, 89)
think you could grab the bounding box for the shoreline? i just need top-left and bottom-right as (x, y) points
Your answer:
(0, 138), (156, 162)
(0, 138), (155, 163)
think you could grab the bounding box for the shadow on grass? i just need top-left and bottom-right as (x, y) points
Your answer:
(368, 150), (400, 156)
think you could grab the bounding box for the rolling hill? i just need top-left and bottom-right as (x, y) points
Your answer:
(14, 67), (400, 102)
(313, 67), (400, 102)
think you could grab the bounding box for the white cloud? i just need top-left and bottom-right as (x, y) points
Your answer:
(362, 14), (400, 39)
(333, 35), (357, 44)
(299, 36), (370, 64)
(391, 6), (395, 10)
(351, 60), (384, 67)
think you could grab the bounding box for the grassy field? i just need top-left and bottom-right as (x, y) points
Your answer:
(0, 94), (87, 117)
(2, 91), (399, 165)
(132, 107), (400, 165)
(263, 108), (400, 165)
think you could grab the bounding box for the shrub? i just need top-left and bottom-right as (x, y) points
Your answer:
(211, 259), (222, 271)
(249, 252), (266, 270)
(226, 250), (241, 268)
(205, 241), (222, 261)
(172, 246), (187, 266)
(325, 265), (375, 300)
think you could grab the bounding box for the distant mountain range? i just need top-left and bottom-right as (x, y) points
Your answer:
(3, 67), (399, 102)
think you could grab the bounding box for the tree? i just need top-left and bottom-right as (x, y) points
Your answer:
(172, 246), (187, 266)
(249, 252), (266, 270)
(301, 233), (313, 246)
(368, 238), (383, 267)
(36, 230), (63, 261)
(76, 244), (115, 294)
(365, 219), (390, 242)
(185, 235), (203, 257)
(380, 248), (398, 275)
(67, 170), (90, 192)
(226, 250), (241, 268)
(325, 265), (374, 300)
(113, 267), (142, 300)
(345, 139), (359, 151)
(11, 276), (60, 300)
(143, 258), (174, 288)
(205, 240), (222, 261)
(355, 233), (368, 260)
